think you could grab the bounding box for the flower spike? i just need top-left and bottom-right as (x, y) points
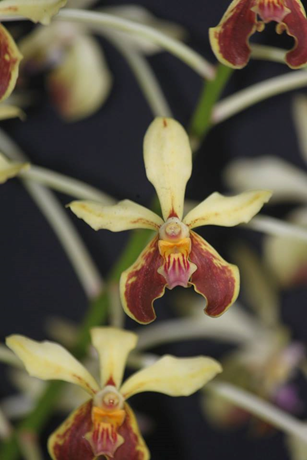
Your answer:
(210, 0), (307, 69)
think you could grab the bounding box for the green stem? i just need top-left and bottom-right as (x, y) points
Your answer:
(0, 229), (151, 460)
(189, 64), (233, 142)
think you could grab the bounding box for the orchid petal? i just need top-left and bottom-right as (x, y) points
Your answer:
(120, 354), (221, 399)
(293, 95), (307, 165)
(48, 34), (112, 122)
(0, 0), (67, 25)
(224, 156), (307, 203)
(6, 335), (100, 395)
(0, 105), (24, 120)
(114, 403), (150, 460)
(264, 208), (307, 287)
(0, 25), (22, 103)
(48, 400), (94, 460)
(189, 231), (240, 317)
(183, 190), (271, 229)
(120, 235), (166, 324)
(143, 117), (192, 220)
(209, 0), (256, 69)
(68, 199), (163, 231)
(0, 153), (29, 183)
(90, 327), (137, 388)
(281, 0), (307, 69)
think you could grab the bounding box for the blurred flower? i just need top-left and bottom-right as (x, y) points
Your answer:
(18, 3), (186, 122)
(0, 152), (29, 183)
(210, 0), (307, 69)
(264, 207), (307, 286)
(6, 327), (221, 459)
(204, 331), (305, 432)
(69, 117), (271, 324)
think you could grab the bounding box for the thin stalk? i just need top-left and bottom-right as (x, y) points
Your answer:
(246, 215), (307, 242)
(0, 129), (103, 299)
(54, 9), (215, 79)
(106, 32), (172, 118)
(18, 431), (43, 460)
(22, 166), (115, 203)
(250, 44), (287, 64)
(213, 70), (307, 124)
(206, 382), (307, 443)
(189, 64), (233, 141)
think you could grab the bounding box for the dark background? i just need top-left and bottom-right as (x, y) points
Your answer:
(1, 0), (307, 458)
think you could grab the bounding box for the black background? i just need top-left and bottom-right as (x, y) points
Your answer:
(1, 1), (307, 458)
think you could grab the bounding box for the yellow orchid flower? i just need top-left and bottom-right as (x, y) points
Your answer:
(6, 327), (221, 459)
(69, 117), (271, 324)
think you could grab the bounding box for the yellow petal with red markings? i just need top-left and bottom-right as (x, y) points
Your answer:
(48, 400), (95, 460)
(6, 335), (100, 395)
(0, 0), (67, 25)
(209, 0), (257, 69)
(0, 153), (29, 183)
(0, 105), (24, 120)
(47, 34), (112, 122)
(90, 328), (138, 388)
(143, 117), (192, 221)
(0, 25), (22, 103)
(120, 354), (221, 399)
(183, 190), (272, 229)
(68, 199), (163, 231)
(114, 403), (150, 460)
(120, 235), (166, 324)
(189, 231), (240, 317)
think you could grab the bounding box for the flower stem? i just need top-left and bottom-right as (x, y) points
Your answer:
(206, 382), (307, 443)
(213, 70), (307, 124)
(54, 9), (215, 80)
(189, 64), (233, 144)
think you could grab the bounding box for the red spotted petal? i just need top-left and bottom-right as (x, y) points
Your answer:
(189, 231), (240, 317)
(113, 403), (149, 460)
(280, 0), (307, 68)
(48, 400), (94, 460)
(120, 235), (166, 324)
(209, 0), (257, 68)
(0, 24), (22, 102)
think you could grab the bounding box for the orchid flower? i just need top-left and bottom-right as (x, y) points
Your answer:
(0, 1), (69, 104)
(210, 0), (307, 69)
(18, 3), (185, 122)
(6, 327), (221, 459)
(69, 117), (271, 324)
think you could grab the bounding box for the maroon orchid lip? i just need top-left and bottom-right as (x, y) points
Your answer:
(0, 24), (22, 103)
(209, 0), (307, 69)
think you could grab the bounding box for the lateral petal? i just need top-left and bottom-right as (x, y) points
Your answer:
(6, 335), (100, 395)
(48, 400), (94, 460)
(143, 117), (192, 221)
(224, 156), (307, 203)
(183, 191), (272, 229)
(0, 153), (29, 183)
(120, 235), (166, 324)
(120, 355), (222, 399)
(90, 328), (138, 388)
(209, 0), (257, 69)
(282, 0), (307, 68)
(48, 35), (112, 122)
(189, 231), (240, 317)
(0, 0), (67, 25)
(0, 105), (24, 120)
(114, 403), (150, 460)
(68, 199), (163, 231)
(0, 25), (22, 103)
